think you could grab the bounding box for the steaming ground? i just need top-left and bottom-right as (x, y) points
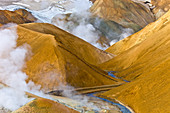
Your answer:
(52, 1), (106, 49)
(57, 84), (110, 111)
(0, 25), (31, 110)
(0, 24), (48, 111)
(0, 24), (118, 112)
(0, 0), (134, 112)
(0, 0), (133, 50)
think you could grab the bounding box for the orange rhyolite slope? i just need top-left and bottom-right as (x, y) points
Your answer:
(16, 23), (122, 91)
(13, 98), (79, 113)
(99, 11), (170, 113)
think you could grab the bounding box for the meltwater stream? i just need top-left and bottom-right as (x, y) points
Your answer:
(108, 71), (130, 82)
(87, 93), (132, 113)
(85, 71), (132, 113)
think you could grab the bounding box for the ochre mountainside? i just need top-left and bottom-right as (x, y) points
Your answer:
(16, 23), (122, 92)
(105, 7), (168, 55)
(0, 82), (79, 113)
(91, 0), (155, 32)
(98, 10), (170, 113)
(13, 98), (79, 113)
(0, 1), (169, 113)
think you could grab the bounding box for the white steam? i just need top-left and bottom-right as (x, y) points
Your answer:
(0, 25), (31, 111)
(57, 84), (109, 111)
(72, 0), (92, 13)
(110, 28), (134, 45)
(0, 88), (30, 111)
(52, 0), (133, 49)
(1, 0), (134, 50)
(0, 25), (47, 111)
(52, 0), (107, 50)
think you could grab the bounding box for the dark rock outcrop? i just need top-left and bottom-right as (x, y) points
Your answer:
(0, 9), (36, 24)
(151, 0), (170, 18)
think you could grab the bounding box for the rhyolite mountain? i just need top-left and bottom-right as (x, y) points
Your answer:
(99, 10), (170, 113)
(0, 0), (169, 113)
(0, 8), (121, 91)
(52, 0), (156, 47)
(17, 23), (122, 91)
(89, 0), (156, 46)
(91, 0), (155, 32)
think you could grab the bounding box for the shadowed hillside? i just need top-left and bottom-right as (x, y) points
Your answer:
(91, 0), (155, 32)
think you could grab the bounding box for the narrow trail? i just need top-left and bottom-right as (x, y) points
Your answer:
(48, 84), (123, 95)
(48, 71), (133, 113)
